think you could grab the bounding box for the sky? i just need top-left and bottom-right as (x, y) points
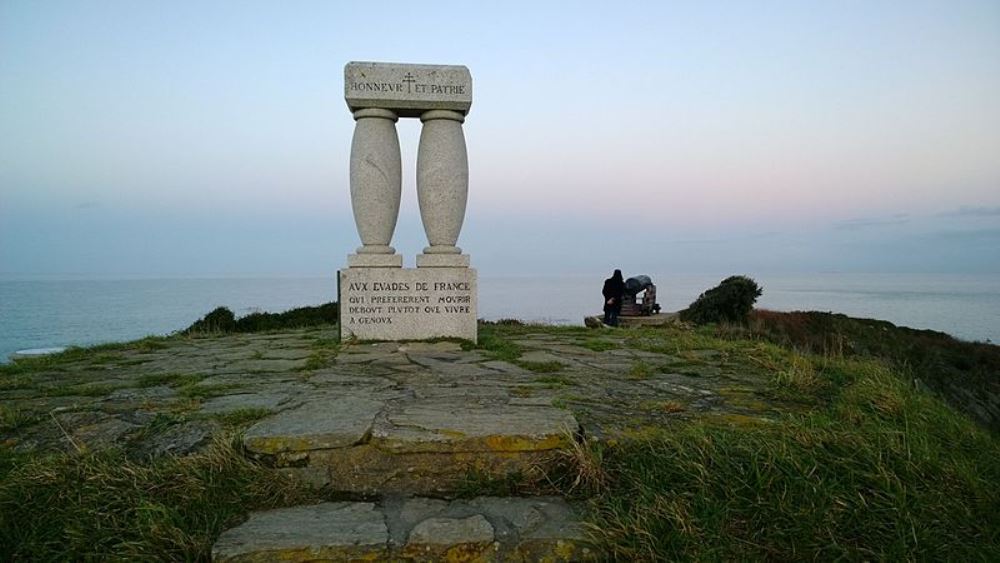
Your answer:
(1, 0), (998, 278)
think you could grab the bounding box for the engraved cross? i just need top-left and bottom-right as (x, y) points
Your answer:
(402, 72), (416, 93)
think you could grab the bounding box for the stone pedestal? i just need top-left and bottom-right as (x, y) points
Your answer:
(339, 267), (477, 343)
(415, 253), (470, 268)
(347, 254), (404, 268)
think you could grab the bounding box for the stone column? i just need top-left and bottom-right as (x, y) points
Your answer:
(416, 109), (470, 268)
(348, 108), (403, 267)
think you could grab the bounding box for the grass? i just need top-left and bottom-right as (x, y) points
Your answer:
(639, 400), (686, 413)
(134, 337), (170, 351)
(569, 339), (1000, 560)
(0, 336), (174, 378)
(534, 374), (574, 388)
(177, 384), (238, 400)
(42, 382), (129, 397)
(0, 435), (322, 561)
(517, 360), (565, 373)
(626, 360), (654, 380)
(0, 371), (35, 391)
(2, 317), (998, 559)
(301, 351), (327, 371)
(0, 406), (42, 433)
(299, 337), (340, 371)
(658, 362), (705, 378)
(126, 412), (185, 444)
(771, 352), (825, 395)
(510, 386), (533, 398)
(580, 338), (619, 352)
(745, 309), (1000, 430)
(137, 372), (203, 389)
(473, 323), (523, 362)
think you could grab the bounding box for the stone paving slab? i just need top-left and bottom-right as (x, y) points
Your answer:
(199, 392), (290, 414)
(244, 396), (579, 495)
(407, 354), (498, 376)
(212, 496), (594, 562)
(318, 445), (555, 495)
(374, 402), (578, 453)
(136, 419), (220, 458)
(244, 398), (383, 454)
(212, 502), (388, 562)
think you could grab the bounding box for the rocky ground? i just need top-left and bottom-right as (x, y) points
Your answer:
(2, 325), (788, 458)
(0, 324), (803, 561)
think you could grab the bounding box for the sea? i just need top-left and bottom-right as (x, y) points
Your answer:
(1, 273), (998, 362)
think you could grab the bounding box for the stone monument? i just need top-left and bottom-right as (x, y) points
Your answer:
(338, 62), (477, 343)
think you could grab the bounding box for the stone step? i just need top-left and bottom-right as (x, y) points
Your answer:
(212, 496), (596, 562)
(243, 396), (580, 495)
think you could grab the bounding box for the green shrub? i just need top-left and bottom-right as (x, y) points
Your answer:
(183, 307), (236, 334)
(481, 318), (525, 326)
(680, 275), (762, 325)
(234, 302), (338, 332)
(183, 303), (338, 335)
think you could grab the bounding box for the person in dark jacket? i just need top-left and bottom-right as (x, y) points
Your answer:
(602, 269), (625, 326)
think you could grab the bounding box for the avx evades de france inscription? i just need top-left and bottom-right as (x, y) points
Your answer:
(338, 268), (477, 341)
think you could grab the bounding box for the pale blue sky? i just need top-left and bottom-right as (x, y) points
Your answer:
(1, 0), (998, 277)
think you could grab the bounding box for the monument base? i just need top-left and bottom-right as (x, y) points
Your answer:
(338, 267), (477, 343)
(416, 253), (470, 268)
(347, 254), (403, 268)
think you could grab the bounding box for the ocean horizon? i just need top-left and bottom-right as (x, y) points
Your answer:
(1, 272), (997, 362)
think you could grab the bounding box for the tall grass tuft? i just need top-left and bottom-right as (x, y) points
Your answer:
(0, 434), (322, 561)
(584, 356), (1000, 560)
(473, 323), (523, 362)
(747, 309), (1000, 430)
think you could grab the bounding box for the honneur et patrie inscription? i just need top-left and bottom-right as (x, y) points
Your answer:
(348, 78), (467, 96)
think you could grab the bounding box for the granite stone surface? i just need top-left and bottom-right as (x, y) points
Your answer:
(213, 497), (593, 562)
(212, 502), (388, 562)
(244, 397), (383, 454)
(417, 109), (469, 256)
(339, 267), (477, 343)
(415, 253), (471, 268)
(345, 61), (472, 117)
(347, 253), (403, 268)
(349, 107), (402, 257)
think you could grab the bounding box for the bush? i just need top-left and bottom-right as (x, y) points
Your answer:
(184, 307), (236, 334)
(183, 303), (338, 335)
(680, 275), (762, 325)
(234, 302), (338, 332)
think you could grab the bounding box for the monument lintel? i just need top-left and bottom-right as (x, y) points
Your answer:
(344, 61), (472, 118)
